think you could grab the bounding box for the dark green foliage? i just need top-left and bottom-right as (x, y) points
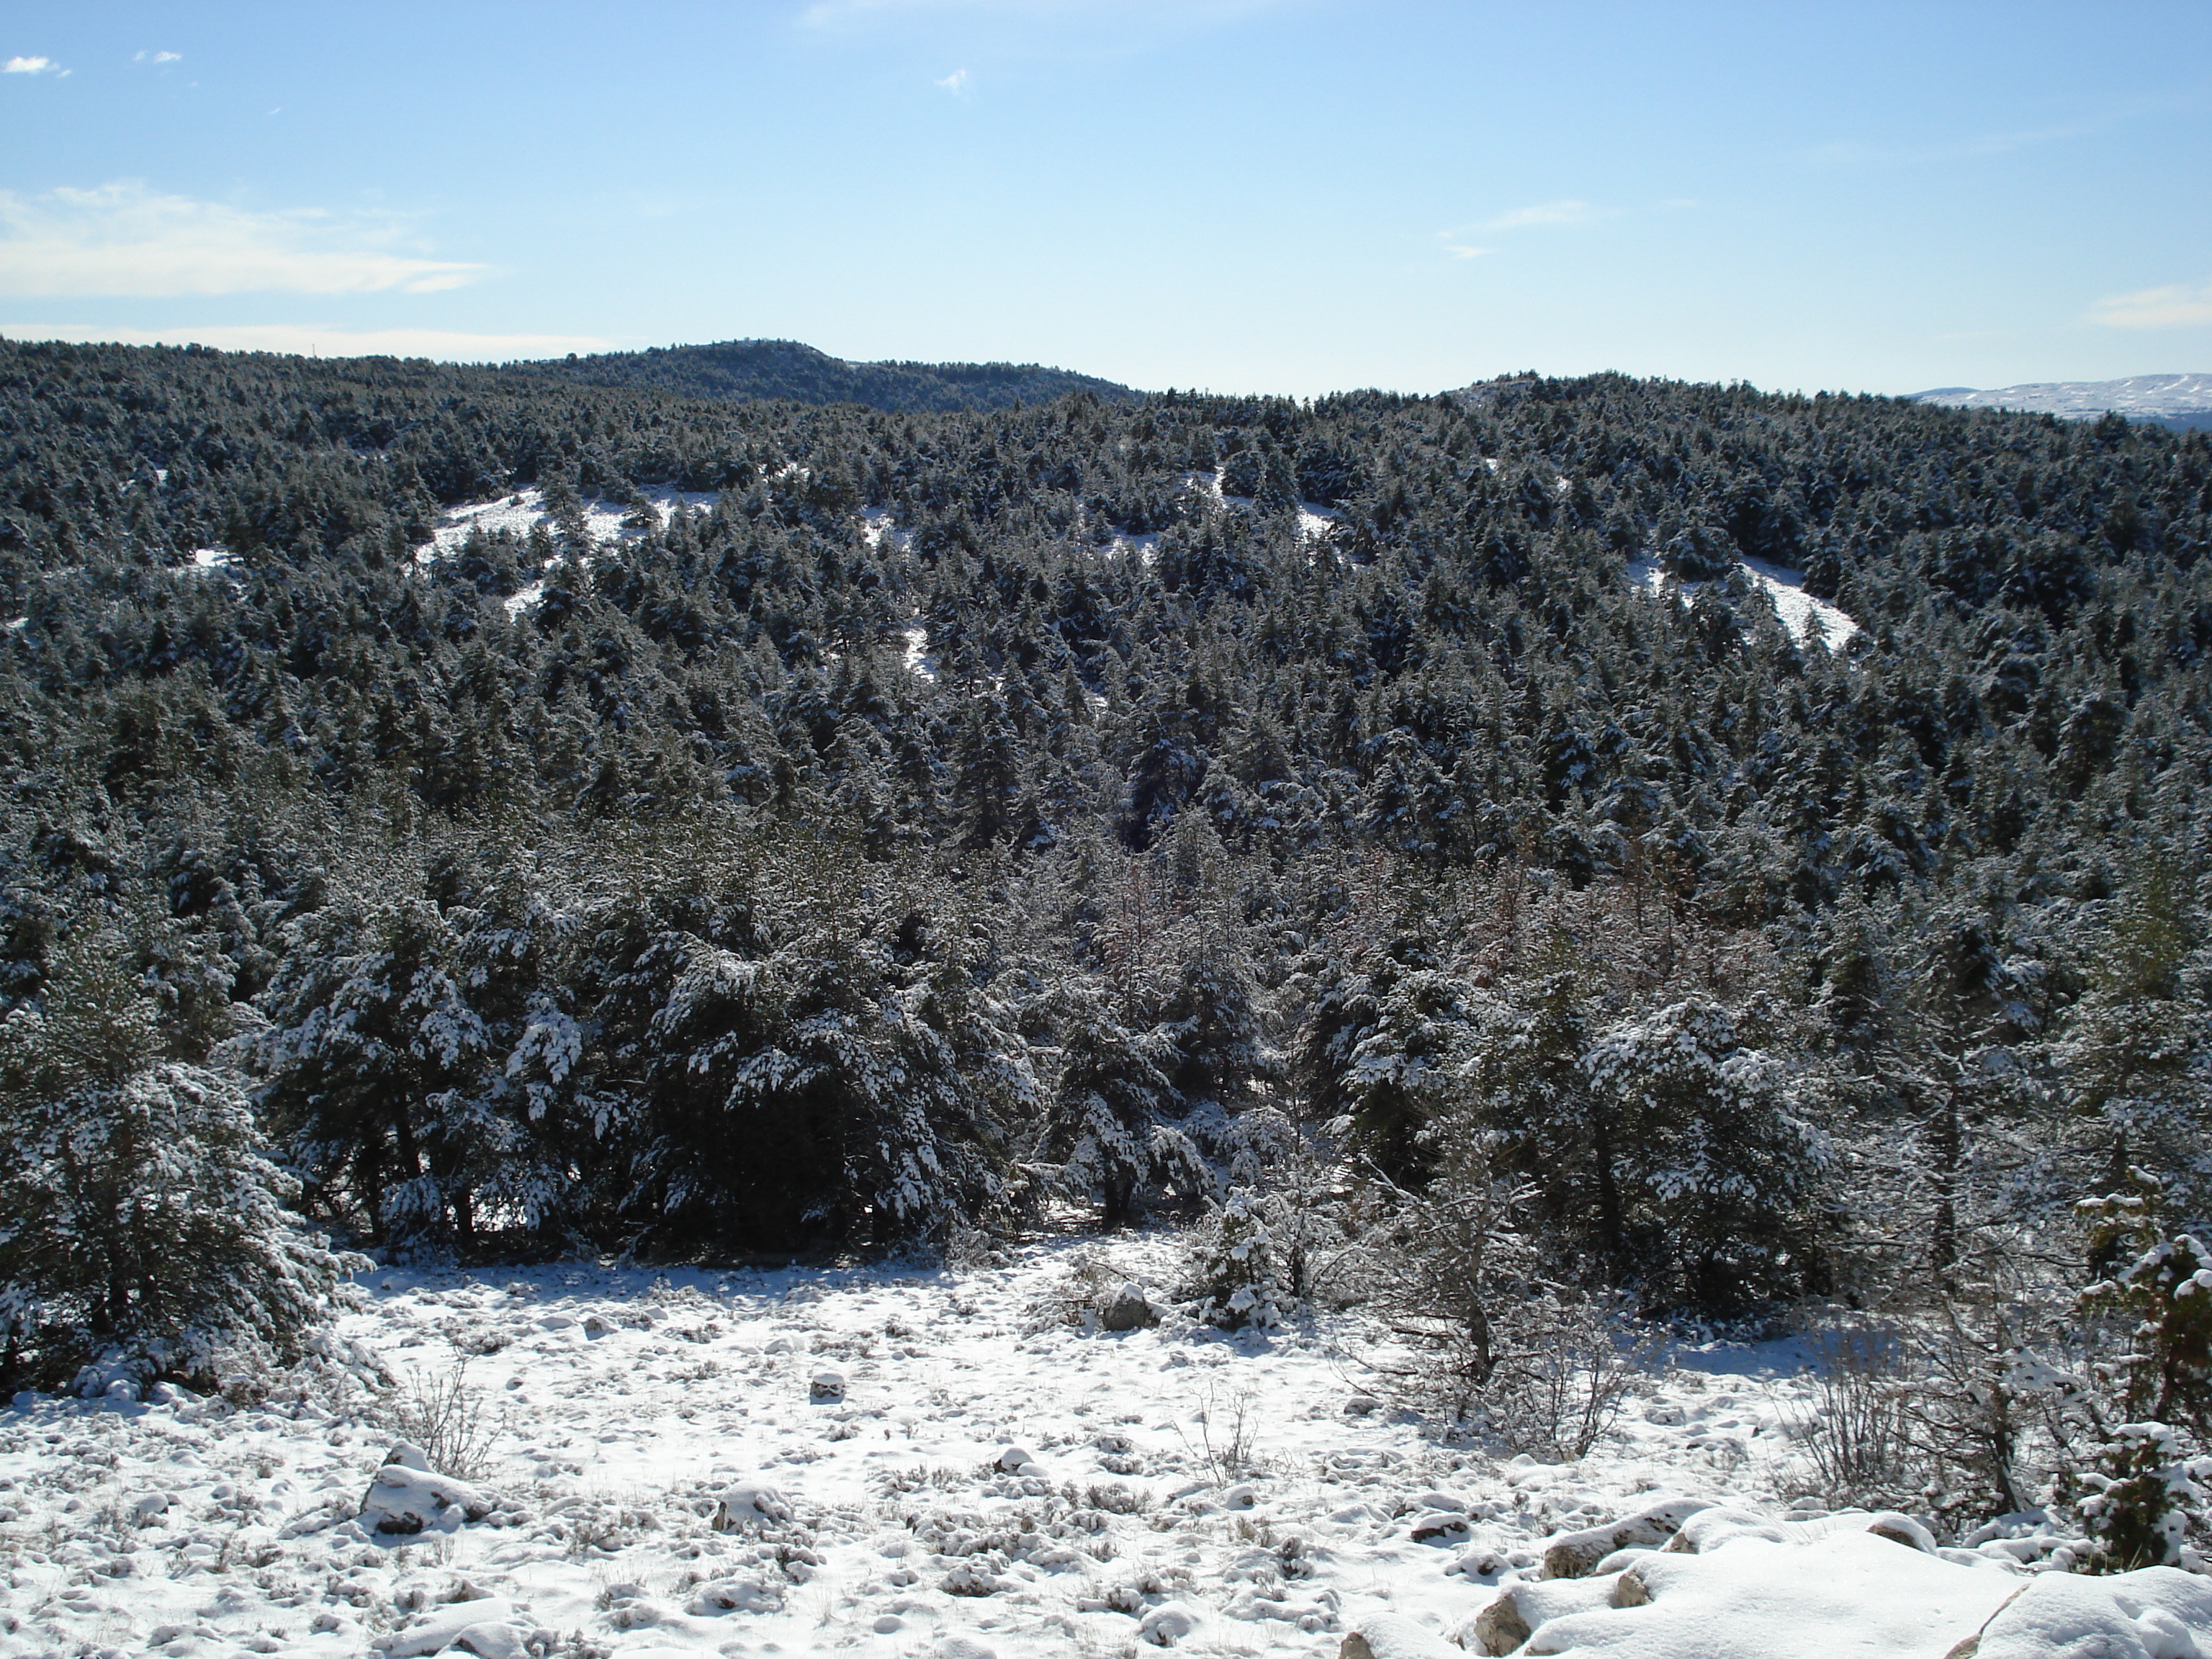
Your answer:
(508, 338), (1141, 413)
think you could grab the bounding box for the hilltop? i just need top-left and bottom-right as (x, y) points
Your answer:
(500, 336), (1142, 413)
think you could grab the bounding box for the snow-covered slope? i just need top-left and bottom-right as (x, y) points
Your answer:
(1, 1240), (2164, 1659)
(1625, 557), (1861, 652)
(1913, 374), (2212, 429)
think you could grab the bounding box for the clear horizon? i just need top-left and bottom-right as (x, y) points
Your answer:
(3, 1), (2208, 400)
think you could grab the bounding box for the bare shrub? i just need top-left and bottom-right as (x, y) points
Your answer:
(384, 1359), (499, 1480)
(1486, 1290), (1652, 1460)
(1176, 1380), (1264, 1482)
(1786, 1316), (1914, 1503)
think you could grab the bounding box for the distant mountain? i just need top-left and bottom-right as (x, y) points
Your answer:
(503, 337), (1141, 413)
(1912, 373), (2212, 431)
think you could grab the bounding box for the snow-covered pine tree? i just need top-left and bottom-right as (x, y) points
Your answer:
(0, 930), (359, 1393)
(1184, 1187), (1287, 1330)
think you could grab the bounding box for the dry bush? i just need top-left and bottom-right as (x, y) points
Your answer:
(384, 1359), (500, 1480)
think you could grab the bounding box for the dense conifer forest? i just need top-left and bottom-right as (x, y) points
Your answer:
(2, 335), (2208, 1422)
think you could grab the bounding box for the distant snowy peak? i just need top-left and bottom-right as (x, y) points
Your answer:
(1913, 374), (2212, 430)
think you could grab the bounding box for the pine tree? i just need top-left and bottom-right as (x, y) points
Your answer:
(0, 931), (360, 1393)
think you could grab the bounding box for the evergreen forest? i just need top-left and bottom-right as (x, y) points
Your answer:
(4, 336), (2209, 1462)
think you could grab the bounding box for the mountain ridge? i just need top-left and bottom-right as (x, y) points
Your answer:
(1912, 372), (2212, 431)
(500, 336), (1142, 413)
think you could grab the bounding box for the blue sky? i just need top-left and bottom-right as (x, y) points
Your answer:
(2, 1), (2207, 397)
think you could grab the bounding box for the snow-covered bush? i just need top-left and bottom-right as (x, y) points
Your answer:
(1184, 1188), (1290, 1330)
(2074, 1420), (2212, 1572)
(1581, 997), (1830, 1313)
(0, 931), (361, 1393)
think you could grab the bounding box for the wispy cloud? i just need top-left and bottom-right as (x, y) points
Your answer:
(1437, 235), (1490, 261)
(4, 55), (66, 76)
(133, 50), (183, 64)
(0, 181), (484, 298)
(2089, 279), (2212, 331)
(936, 66), (971, 91)
(1478, 199), (1600, 232)
(1, 323), (619, 361)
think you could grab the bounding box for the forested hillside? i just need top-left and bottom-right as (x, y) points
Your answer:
(504, 337), (1141, 412)
(2, 335), (2208, 1325)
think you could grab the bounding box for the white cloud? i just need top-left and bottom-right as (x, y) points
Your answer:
(0, 181), (485, 297)
(1437, 236), (1489, 261)
(4, 55), (61, 75)
(2088, 279), (2212, 330)
(1, 323), (619, 361)
(134, 50), (183, 64)
(1478, 199), (1599, 232)
(936, 66), (971, 91)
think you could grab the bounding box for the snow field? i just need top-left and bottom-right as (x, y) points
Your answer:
(9, 1238), (2172, 1659)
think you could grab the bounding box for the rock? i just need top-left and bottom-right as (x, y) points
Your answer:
(373, 1599), (521, 1657)
(1862, 1511), (1939, 1554)
(1518, 1533), (2020, 1659)
(1470, 1578), (1624, 1655)
(1967, 1563), (2212, 1659)
(1100, 1284), (1161, 1331)
(809, 1368), (847, 1402)
(1139, 1601), (1202, 1646)
(1452, 1545), (1512, 1579)
(1409, 1508), (1473, 1545)
(687, 1575), (783, 1615)
(711, 1482), (790, 1531)
(359, 1454), (494, 1536)
(1341, 1611), (1462, 1659)
(996, 1444), (1039, 1473)
(1667, 1506), (1789, 1553)
(1542, 1495), (1717, 1577)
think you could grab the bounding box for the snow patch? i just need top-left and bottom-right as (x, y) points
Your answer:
(421, 485), (719, 565)
(902, 620), (938, 680)
(1625, 554), (1861, 651)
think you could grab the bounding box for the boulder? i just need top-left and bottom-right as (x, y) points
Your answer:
(359, 1446), (493, 1536)
(1542, 1495), (1717, 1577)
(1101, 1284), (1161, 1331)
(1471, 1576), (1627, 1655)
(1966, 1564), (2212, 1659)
(687, 1575), (784, 1615)
(1341, 1612), (1462, 1659)
(711, 1482), (791, 1532)
(1139, 1601), (1202, 1646)
(372, 1599), (525, 1657)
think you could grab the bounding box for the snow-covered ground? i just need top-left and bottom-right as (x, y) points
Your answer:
(1913, 374), (2212, 425)
(1624, 557), (1861, 652)
(3, 1237), (2170, 1659)
(421, 487), (722, 567)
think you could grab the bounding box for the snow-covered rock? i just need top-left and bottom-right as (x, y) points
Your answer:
(359, 1444), (495, 1535)
(687, 1575), (784, 1614)
(711, 1480), (790, 1530)
(1544, 1496), (1717, 1577)
(1527, 1532), (2020, 1657)
(1101, 1282), (1161, 1331)
(1968, 1565), (2212, 1659)
(373, 1597), (531, 1657)
(1344, 1611), (1464, 1659)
